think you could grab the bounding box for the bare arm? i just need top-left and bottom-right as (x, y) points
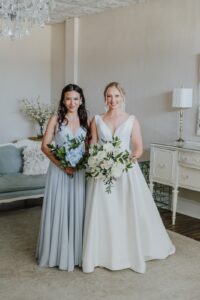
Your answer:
(131, 117), (143, 160)
(41, 115), (75, 175)
(89, 117), (98, 145)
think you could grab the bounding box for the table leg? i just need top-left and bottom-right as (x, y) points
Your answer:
(172, 188), (179, 225)
(149, 181), (154, 194)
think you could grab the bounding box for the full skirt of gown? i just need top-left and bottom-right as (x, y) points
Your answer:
(82, 115), (175, 274)
(36, 162), (85, 271)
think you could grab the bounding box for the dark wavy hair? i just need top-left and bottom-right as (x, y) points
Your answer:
(57, 84), (89, 132)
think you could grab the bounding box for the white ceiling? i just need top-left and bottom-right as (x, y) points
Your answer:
(49, 0), (145, 23)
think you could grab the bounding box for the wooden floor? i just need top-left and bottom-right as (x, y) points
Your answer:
(159, 208), (200, 242)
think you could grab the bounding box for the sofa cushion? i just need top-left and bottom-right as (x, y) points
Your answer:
(0, 145), (24, 175)
(23, 145), (49, 175)
(0, 173), (46, 193)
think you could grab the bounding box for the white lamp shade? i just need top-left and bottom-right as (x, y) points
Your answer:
(172, 88), (193, 108)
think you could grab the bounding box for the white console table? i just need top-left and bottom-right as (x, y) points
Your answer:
(149, 142), (200, 225)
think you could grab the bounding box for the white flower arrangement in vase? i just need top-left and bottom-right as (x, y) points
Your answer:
(20, 97), (55, 138)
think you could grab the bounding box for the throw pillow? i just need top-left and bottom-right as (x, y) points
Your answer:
(23, 144), (49, 175)
(0, 145), (23, 175)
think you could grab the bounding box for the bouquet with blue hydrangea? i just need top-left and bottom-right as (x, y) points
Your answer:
(86, 136), (134, 193)
(48, 134), (87, 173)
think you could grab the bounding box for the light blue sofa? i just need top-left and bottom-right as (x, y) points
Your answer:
(0, 144), (46, 203)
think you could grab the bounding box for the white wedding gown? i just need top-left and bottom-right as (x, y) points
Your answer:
(82, 115), (175, 273)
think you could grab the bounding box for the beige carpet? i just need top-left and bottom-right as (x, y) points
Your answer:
(0, 206), (200, 300)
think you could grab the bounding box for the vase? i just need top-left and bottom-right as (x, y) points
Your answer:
(37, 123), (44, 139)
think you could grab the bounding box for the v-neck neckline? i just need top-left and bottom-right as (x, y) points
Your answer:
(64, 124), (82, 137)
(68, 126), (82, 137)
(99, 115), (131, 136)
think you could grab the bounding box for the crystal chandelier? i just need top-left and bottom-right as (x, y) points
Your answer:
(0, 0), (55, 40)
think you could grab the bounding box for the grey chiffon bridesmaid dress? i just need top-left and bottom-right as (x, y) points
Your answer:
(36, 124), (86, 271)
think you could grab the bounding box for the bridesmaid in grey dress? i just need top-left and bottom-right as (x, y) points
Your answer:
(36, 84), (89, 271)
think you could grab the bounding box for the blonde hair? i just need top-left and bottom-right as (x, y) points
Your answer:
(103, 82), (126, 100)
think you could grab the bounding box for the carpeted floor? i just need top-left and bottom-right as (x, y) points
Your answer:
(0, 206), (200, 300)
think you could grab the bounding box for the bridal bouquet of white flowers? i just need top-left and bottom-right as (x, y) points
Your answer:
(86, 137), (133, 193)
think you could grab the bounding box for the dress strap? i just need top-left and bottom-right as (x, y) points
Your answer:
(94, 115), (99, 122)
(129, 115), (135, 127)
(94, 115), (101, 127)
(128, 115), (135, 137)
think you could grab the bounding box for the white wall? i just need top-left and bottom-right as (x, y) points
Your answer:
(178, 190), (200, 219)
(0, 23), (65, 143)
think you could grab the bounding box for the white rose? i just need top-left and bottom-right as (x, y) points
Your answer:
(89, 167), (96, 174)
(100, 159), (113, 170)
(103, 143), (114, 153)
(88, 156), (98, 168)
(112, 147), (121, 156)
(89, 147), (94, 155)
(96, 150), (107, 161)
(111, 163), (124, 178)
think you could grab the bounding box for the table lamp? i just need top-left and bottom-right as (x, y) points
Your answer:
(172, 88), (193, 142)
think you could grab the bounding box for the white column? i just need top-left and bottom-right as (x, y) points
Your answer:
(65, 17), (79, 84)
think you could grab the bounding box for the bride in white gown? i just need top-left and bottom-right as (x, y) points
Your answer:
(82, 82), (175, 274)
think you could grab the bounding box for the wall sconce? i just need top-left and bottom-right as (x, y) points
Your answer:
(172, 88), (193, 142)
